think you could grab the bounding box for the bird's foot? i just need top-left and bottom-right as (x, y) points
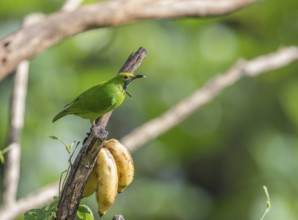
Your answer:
(83, 128), (92, 145)
(83, 126), (108, 145)
(93, 126), (108, 140)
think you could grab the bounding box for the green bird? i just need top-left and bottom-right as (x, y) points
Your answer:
(53, 72), (144, 123)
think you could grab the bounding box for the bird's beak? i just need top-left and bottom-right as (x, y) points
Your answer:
(124, 74), (145, 88)
(132, 74), (145, 80)
(123, 74), (145, 97)
(126, 74), (145, 85)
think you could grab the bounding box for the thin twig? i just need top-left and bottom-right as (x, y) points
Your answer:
(120, 46), (298, 151)
(0, 0), (256, 80)
(260, 185), (271, 220)
(2, 14), (40, 207)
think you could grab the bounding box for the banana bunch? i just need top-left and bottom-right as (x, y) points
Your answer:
(83, 139), (134, 216)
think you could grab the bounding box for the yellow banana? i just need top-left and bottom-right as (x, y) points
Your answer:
(95, 148), (118, 216)
(103, 139), (134, 193)
(82, 168), (97, 197)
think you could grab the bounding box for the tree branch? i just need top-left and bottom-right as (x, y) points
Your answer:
(0, 0), (256, 80)
(3, 61), (28, 206)
(120, 46), (298, 151)
(0, 183), (59, 220)
(56, 47), (147, 220)
(2, 13), (44, 208)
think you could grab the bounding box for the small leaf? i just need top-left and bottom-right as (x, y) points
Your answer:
(66, 142), (74, 154)
(49, 135), (59, 140)
(0, 146), (11, 163)
(77, 204), (94, 220)
(24, 197), (59, 220)
(0, 150), (4, 164)
(49, 135), (73, 154)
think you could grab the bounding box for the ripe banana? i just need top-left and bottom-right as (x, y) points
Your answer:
(82, 168), (97, 197)
(103, 139), (134, 193)
(95, 148), (118, 216)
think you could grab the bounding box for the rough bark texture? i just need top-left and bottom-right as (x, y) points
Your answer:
(56, 47), (147, 220)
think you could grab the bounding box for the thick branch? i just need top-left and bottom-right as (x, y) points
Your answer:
(0, 0), (255, 80)
(56, 125), (108, 220)
(120, 46), (298, 151)
(56, 47), (147, 220)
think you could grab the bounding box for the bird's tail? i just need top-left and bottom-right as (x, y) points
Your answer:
(52, 110), (68, 122)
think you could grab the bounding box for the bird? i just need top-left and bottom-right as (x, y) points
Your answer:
(52, 72), (144, 123)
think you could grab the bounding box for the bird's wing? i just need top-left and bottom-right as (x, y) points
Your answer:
(63, 82), (116, 114)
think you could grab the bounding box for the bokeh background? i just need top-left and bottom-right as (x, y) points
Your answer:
(1, 0), (298, 219)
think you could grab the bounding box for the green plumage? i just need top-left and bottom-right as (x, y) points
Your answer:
(53, 72), (144, 123)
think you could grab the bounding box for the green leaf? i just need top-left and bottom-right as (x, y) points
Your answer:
(49, 135), (74, 154)
(0, 146), (10, 164)
(0, 150), (4, 164)
(49, 135), (59, 140)
(77, 204), (94, 220)
(24, 197), (59, 220)
(66, 142), (74, 154)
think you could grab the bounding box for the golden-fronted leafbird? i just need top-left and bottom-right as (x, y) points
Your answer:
(52, 72), (144, 123)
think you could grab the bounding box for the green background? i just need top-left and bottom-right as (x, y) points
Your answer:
(1, 0), (298, 219)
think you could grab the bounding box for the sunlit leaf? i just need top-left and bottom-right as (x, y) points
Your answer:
(77, 204), (94, 220)
(24, 197), (59, 220)
(0, 150), (4, 164)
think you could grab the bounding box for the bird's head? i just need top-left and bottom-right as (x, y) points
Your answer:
(117, 72), (144, 97)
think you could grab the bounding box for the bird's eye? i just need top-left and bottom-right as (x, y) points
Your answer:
(123, 75), (129, 80)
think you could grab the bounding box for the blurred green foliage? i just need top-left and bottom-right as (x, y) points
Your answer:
(1, 0), (298, 220)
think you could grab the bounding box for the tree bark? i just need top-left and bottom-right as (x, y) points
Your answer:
(56, 47), (147, 220)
